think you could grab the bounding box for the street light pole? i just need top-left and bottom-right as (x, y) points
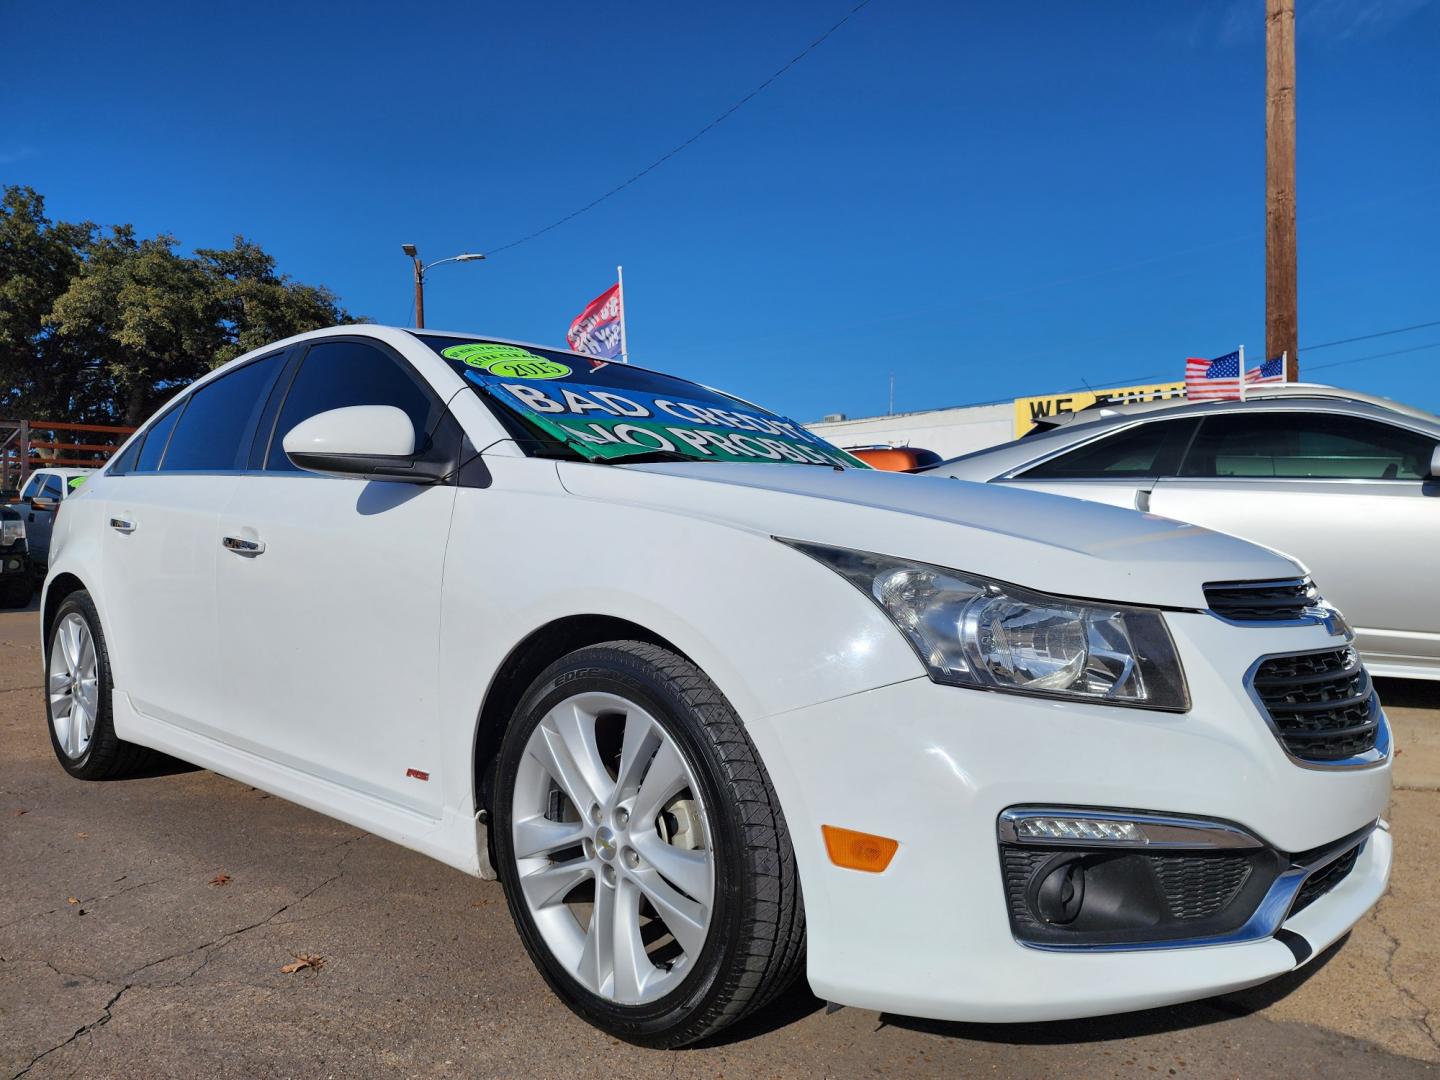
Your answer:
(400, 244), (485, 330)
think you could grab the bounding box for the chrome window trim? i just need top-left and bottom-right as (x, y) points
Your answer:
(1015, 820), (1378, 954)
(997, 808), (1264, 850)
(1243, 642), (1391, 771)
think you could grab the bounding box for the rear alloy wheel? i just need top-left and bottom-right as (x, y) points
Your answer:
(45, 590), (156, 779)
(494, 641), (805, 1047)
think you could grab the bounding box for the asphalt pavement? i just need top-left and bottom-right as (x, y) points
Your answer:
(2, 599), (1437, 1078)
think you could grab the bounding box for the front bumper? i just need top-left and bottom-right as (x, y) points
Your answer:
(1, 544), (30, 578)
(745, 612), (1392, 1022)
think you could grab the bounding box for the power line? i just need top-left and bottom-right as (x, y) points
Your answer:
(484, 1), (875, 256)
(1005, 317), (1440, 402)
(1309, 339), (1440, 371)
(1301, 319), (1440, 352)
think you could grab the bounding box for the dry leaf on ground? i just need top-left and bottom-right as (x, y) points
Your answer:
(209, 873), (231, 886)
(66, 896), (79, 905)
(280, 953), (325, 974)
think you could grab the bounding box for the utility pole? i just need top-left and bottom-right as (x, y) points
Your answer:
(1266, 0), (1299, 382)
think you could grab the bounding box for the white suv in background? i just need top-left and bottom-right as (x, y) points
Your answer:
(41, 326), (1392, 1045)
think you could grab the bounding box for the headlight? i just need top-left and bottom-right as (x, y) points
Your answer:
(1, 517), (24, 546)
(785, 541), (1189, 711)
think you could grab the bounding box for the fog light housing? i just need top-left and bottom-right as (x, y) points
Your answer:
(998, 806), (1278, 948)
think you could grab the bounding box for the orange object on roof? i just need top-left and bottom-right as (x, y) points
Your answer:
(847, 446), (943, 473)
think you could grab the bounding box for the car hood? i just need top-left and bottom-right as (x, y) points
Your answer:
(556, 461), (1302, 610)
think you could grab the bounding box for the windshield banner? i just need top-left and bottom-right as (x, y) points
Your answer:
(446, 345), (861, 466)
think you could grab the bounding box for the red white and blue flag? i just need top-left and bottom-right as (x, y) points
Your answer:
(1185, 351), (1243, 400)
(567, 282), (623, 360)
(1246, 356), (1286, 386)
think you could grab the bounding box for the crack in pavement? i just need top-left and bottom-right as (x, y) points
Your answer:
(5, 833), (366, 1079)
(1372, 903), (1439, 1052)
(9, 983), (129, 1080)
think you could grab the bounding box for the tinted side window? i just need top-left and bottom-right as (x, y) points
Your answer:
(20, 474), (42, 500)
(161, 353), (287, 472)
(107, 436), (142, 475)
(265, 341), (438, 472)
(1019, 420), (1198, 480)
(39, 475), (64, 500)
(1181, 412), (1438, 480)
(135, 406), (182, 472)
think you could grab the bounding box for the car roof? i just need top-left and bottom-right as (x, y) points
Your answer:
(927, 390), (1440, 478)
(1040, 383), (1439, 431)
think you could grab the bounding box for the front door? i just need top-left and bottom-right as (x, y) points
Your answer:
(1001, 417), (1200, 512)
(214, 339), (459, 818)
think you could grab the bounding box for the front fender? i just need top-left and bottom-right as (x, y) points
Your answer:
(435, 477), (922, 813)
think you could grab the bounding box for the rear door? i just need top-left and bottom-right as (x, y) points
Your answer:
(1000, 418), (1200, 511)
(101, 352), (289, 730)
(1149, 409), (1440, 667)
(214, 337), (459, 819)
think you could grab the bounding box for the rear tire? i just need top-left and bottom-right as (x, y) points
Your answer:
(45, 590), (156, 779)
(493, 641), (805, 1048)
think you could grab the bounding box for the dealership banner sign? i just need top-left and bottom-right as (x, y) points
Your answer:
(1013, 381), (1186, 437)
(441, 343), (864, 467)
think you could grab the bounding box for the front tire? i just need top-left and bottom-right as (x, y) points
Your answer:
(45, 590), (155, 779)
(493, 641), (805, 1048)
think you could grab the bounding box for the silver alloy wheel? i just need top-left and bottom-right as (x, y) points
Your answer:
(512, 691), (715, 1005)
(49, 612), (99, 760)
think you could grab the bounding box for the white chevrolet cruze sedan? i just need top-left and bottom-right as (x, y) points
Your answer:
(43, 326), (1391, 1046)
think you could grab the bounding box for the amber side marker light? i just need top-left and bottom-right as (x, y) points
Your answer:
(822, 825), (899, 873)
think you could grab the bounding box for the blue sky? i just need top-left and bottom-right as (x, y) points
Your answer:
(4, 0), (1438, 421)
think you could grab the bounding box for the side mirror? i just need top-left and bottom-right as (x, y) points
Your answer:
(282, 405), (448, 484)
(30, 496), (58, 513)
(1431, 445), (1440, 480)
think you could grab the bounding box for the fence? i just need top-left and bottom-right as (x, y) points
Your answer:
(0, 419), (137, 493)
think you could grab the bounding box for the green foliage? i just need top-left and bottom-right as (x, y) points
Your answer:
(1, 185), (361, 426)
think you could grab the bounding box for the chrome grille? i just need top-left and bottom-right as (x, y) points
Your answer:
(1250, 646), (1381, 763)
(1205, 578), (1319, 622)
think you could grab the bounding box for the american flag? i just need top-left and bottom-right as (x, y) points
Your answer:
(1246, 356), (1286, 386)
(1185, 351), (1243, 400)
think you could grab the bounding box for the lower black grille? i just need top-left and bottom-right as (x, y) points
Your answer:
(1205, 578), (1319, 622)
(1251, 647), (1381, 762)
(1290, 844), (1362, 917)
(1000, 845), (1261, 942)
(1150, 853), (1253, 920)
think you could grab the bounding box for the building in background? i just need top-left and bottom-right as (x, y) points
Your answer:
(806, 381), (1186, 459)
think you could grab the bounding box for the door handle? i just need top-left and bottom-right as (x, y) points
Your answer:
(109, 517), (136, 533)
(222, 534), (266, 556)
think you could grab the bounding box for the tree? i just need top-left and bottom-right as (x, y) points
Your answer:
(1, 184), (362, 426)
(196, 236), (360, 368)
(0, 187), (96, 419)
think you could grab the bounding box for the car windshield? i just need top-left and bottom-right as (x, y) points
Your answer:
(416, 335), (865, 468)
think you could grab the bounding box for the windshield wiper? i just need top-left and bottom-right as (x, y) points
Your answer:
(606, 450), (712, 465)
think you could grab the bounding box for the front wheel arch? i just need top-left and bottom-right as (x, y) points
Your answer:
(471, 615), (683, 818)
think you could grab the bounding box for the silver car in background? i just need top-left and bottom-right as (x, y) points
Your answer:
(925, 385), (1440, 680)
